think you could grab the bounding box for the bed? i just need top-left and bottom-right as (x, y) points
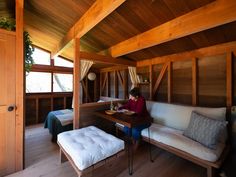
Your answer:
(44, 109), (73, 142)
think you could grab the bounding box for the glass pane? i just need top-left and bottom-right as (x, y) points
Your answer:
(26, 72), (51, 93)
(54, 56), (73, 68)
(53, 73), (73, 92)
(32, 48), (51, 65)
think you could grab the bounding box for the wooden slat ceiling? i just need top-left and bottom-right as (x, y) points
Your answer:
(2, 0), (236, 63)
(0, 0), (15, 18)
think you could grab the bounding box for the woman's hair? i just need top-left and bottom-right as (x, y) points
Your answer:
(129, 87), (140, 97)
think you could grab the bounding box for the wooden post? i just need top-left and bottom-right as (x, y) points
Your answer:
(73, 38), (80, 129)
(15, 0), (24, 171)
(168, 62), (172, 103)
(149, 65), (153, 100)
(36, 98), (39, 124)
(100, 73), (102, 97)
(192, 58), (198, 106)
(226, 52), (233, 108)
(114, 71), (118, 98)
(124, 69), (128, 99)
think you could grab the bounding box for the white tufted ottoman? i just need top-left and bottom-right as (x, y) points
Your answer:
(57, 126), (125, 177)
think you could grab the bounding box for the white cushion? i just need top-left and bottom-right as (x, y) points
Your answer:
(146, 101), (226, 131)
(142, 124), (225, 162)
(58, 126), (124, 170)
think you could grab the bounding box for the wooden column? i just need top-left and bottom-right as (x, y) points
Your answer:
(226, 52), (233, 107)
(107, 72), (110, 97)
(124, 69), (128, 99)
(15, 0), (24, 171)
(192, 58), (198, 106)
(114, 71), (118, 98)
(35, 98), (39, 124)
(73, 38), (80, 129)
(149, 64), (153, 100)
(94, 76), (97, 102)
(168, 62), (172, 103)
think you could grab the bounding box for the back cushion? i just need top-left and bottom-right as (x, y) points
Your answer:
(146, 101), (226, 131)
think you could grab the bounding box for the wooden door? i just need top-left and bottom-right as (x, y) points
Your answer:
(0, 30), (16, 176)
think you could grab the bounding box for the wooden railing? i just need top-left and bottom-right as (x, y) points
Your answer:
(25, 92), (73, 125)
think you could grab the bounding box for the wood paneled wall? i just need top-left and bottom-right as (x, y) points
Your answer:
(100, 67), (129, 99)
(102, 42), (236, 109)
(25, 93), (72, 125)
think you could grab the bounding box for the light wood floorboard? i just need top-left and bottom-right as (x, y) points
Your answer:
(7, 124), (206, 177)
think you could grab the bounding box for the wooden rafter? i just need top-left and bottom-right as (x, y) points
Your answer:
(153, 63), (168, 96)
(80, 52), (136, 66)
(52, 0), (126, 57)
(102, 0), (236, 57)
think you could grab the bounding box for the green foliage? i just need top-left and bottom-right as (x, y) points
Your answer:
(0, 17), (34, 73)
(0, 18), (15, 30)
(24, 31), (34, 73)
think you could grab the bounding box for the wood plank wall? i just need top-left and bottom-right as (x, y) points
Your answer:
(137, 43), (236, 107)
(25, 93), (72, 125)
(100, 66), (129, 99)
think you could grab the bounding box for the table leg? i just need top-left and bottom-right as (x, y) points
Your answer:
(148, 127), (154, 162)
(128, 128), (133, 175)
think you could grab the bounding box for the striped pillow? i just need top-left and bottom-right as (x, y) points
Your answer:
(183, 111), (227, 149)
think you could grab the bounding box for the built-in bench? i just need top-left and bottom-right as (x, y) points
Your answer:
(58, 126), (125, 177)
(141, 101), (230, 177)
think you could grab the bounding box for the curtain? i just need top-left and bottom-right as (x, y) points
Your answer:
(80, 60), (93, 81)
(128, 66), (139, 89)
(72, 60), (93, 108)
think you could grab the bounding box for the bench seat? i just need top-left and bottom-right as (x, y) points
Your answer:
(58, 126), (124, 174)
(142, 123), (225, 162)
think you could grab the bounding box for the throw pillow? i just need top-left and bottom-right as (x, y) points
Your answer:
(183, 111), (227, 149)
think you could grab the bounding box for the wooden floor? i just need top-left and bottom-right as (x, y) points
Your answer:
(7, 124), (209, 177)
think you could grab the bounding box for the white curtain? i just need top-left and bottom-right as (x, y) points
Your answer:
(72, 60), (93, 108)
(80, 60), (94, 81)
(128, 66), (139, 89)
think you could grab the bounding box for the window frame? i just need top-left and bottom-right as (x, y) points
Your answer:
(27, 46), (73, 94)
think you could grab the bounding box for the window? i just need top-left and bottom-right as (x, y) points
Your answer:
(26, 72), (51, 93)
(54, 56), (73, 68)
(53, 73), (73, 92)
(32, 48), (51, 65)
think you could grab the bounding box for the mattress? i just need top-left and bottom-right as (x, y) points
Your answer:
(141, 123), (225, 162)
(58, 126), (125, 170)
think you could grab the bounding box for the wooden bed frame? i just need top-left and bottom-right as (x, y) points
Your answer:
(142, 136), (230, 177)
(58, 141), (125, 177)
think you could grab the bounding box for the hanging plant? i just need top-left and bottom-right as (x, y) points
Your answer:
(0, 17), (34, 73)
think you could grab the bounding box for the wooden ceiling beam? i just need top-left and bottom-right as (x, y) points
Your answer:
(52, 0), (126, 58)
(80, 51), (136, 66)
(102, 0), (236, 57)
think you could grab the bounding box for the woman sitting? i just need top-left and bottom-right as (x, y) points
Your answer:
(118, 87), (150, 147)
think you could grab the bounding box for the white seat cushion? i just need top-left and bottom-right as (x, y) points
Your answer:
(58, 126), (124, 170)
(142, 123), (225, 162)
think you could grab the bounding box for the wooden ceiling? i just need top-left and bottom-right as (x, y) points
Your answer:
(1, 0), (236, 62)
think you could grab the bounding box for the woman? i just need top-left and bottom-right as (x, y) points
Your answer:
(118, 87), (150, 146)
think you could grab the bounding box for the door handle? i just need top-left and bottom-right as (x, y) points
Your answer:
(8, 105), (16, 112)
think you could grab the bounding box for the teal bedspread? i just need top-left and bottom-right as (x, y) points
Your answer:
(44, 109), (73, 142)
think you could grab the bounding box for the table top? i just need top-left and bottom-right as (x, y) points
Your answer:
(94, 110), (153, 128)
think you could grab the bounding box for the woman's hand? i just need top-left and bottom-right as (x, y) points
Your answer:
(117, 103), (123, 108)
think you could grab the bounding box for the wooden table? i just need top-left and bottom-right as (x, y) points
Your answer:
(94, 110), (153, 175)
